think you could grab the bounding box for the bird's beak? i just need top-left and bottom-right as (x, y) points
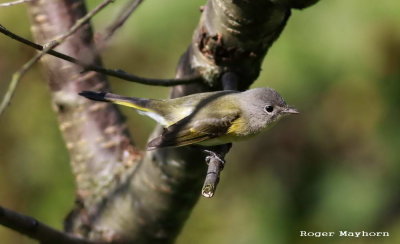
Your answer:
(283, 106), (299, 114)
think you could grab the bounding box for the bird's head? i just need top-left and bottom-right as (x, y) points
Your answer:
(245, 87), (299, 126)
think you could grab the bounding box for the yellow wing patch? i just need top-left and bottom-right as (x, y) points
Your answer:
(148, 110), (242, 149)
(227, 117), (246, 135)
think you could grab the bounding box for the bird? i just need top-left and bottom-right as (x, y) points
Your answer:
(79, 87), (298, 150)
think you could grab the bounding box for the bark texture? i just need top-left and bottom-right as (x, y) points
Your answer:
(27, 0), (141, 239)
(26, 0), (318, 243)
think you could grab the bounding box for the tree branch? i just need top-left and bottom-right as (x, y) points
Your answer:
(201, 144), (232, 198)
(0, 205), (94, 244)
(25, 0), (143, 240)
(0, 42), (60, 116)
(0, 25), (202, 87)
(221, 72), (239, 91)
(101, 0), (144, 44)
(0, 0), (31, 7)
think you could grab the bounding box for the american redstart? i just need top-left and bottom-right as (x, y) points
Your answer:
(79, 88), (298, 150)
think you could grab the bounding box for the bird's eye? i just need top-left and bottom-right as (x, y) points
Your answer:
(265, 105), (274, 113)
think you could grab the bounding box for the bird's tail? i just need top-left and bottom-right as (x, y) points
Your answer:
(79, 91), (150, 112)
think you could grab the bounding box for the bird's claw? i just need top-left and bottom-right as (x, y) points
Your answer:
(204, 150), (225, 167)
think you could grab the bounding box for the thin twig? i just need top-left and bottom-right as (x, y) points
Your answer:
(0, 25), (202, 86)
(0, 52), (42, 116)
(102, 0), (144, 43)
(0, 0), (31, 7)
(0, 205), (95, 244)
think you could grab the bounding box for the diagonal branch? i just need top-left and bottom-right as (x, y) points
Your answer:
(0, 0), (31, 7)
(0, 25), (202, 86)
(0, 205), (94, 244)
(101, 0), (144, 44)
(0, 43), (57, 116)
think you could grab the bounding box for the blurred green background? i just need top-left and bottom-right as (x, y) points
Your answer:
(1, 0), (400, 243)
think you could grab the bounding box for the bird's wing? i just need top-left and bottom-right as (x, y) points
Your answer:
(147, 111), (240, 149)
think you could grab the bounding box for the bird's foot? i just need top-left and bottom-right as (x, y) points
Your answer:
(204, 150), (225, 168)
